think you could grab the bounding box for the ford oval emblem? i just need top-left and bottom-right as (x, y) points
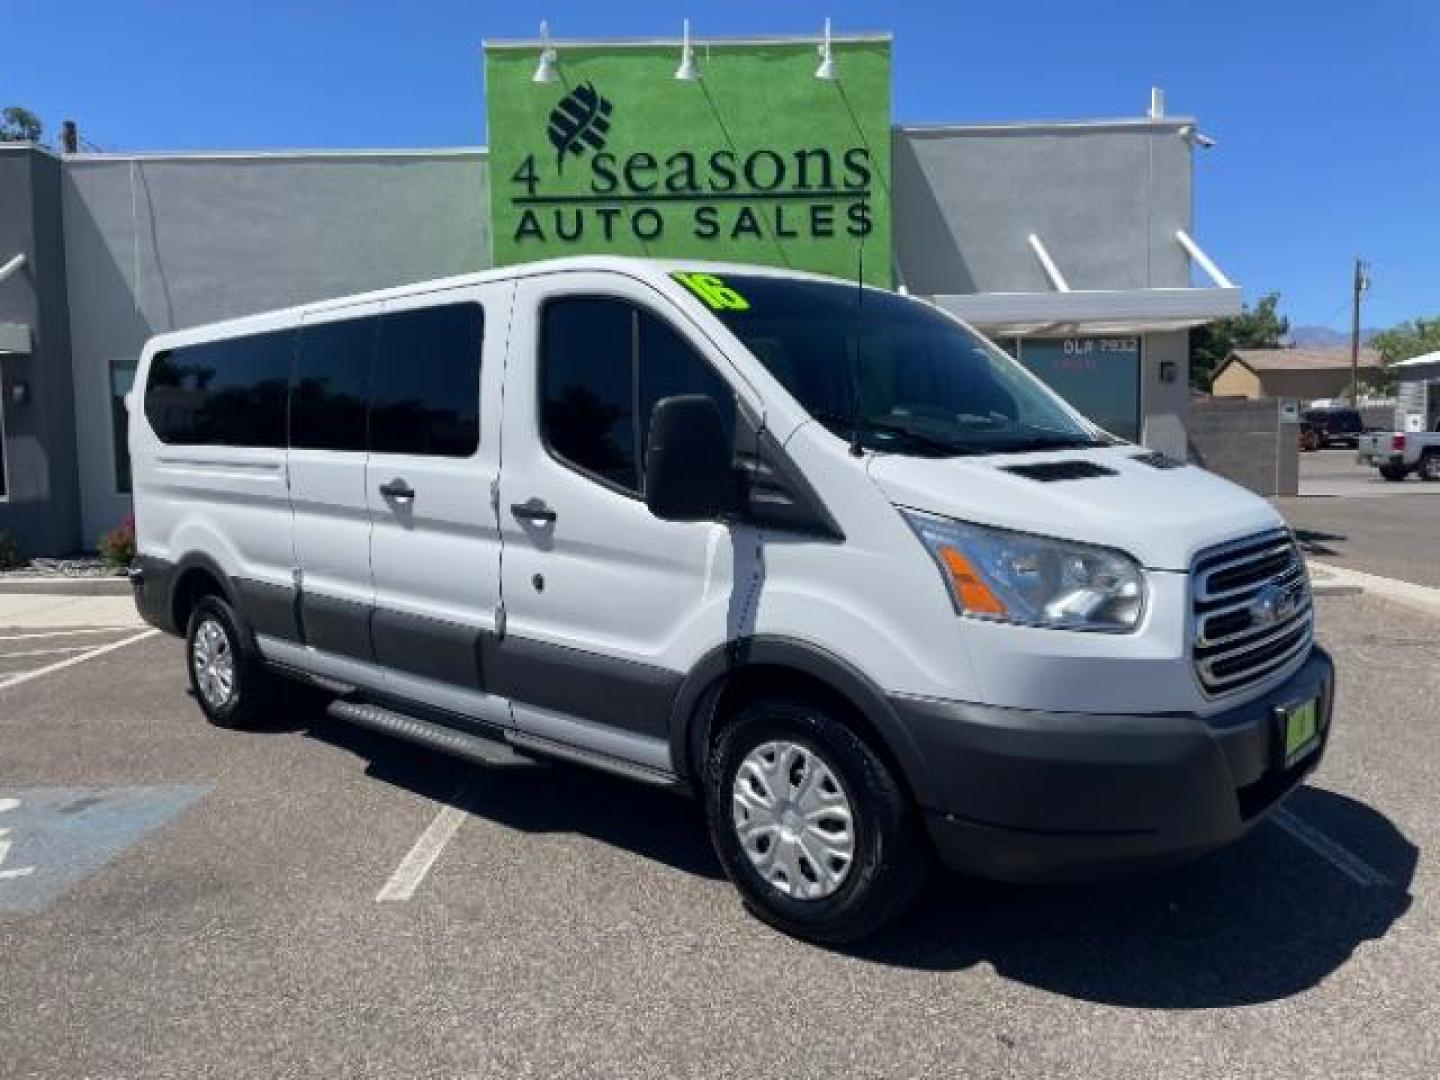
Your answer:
(1250, 582), (1298, 627)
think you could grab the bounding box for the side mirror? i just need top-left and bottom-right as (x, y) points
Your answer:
(644, 395), (737, 522)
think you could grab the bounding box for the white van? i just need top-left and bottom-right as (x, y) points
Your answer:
(129, 257), (1333, 942)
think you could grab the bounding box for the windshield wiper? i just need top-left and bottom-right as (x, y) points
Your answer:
(808, 411), (978, 457)
(996, 435), (1108, 454)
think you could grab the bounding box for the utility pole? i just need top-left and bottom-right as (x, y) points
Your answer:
(1350, 257), (1369, 406)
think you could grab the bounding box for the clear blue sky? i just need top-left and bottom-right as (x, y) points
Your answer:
(8, 0), (1437, 331)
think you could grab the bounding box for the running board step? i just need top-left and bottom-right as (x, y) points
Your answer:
(506, 730), (679, 788)
(327, 700), (530, 767)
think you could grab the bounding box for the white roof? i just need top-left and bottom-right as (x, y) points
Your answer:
(1392, 350), (1440, 369)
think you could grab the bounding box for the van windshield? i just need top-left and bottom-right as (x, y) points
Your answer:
(686, 273), (1107, 457)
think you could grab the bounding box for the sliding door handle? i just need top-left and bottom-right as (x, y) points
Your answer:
(510, 499), (557, 524)
(379, 478), (415, 502)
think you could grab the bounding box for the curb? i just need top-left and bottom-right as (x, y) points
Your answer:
(0, 576), (132, 596)
(1307, 560), (1440, 618)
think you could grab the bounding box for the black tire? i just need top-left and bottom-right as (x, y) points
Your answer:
(185, 595), (269, 729)
(1420, 453), (1440, 482)
(1379, 464), (1408, 482)
(705, 695), (928, 944)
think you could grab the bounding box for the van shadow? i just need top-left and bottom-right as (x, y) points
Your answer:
(283, 698), (1413, 1008)
(850, 786), (1416, 1008)
(1293, 527), (1349, 558)
(297, 708), (725, 883)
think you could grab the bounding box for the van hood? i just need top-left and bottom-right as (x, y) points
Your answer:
(866, 446), (1286, 571)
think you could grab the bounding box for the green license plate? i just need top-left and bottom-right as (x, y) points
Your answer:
(1282, 698), (1321, 766)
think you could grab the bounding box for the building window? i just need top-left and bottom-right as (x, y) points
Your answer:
(1017, 337), (1142, 443)
(110, 358), (138, 494)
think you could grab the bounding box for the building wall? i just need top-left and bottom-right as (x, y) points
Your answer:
(1212, 362), (1261, 399)
(62, 151), (490, 541)
(0, 147), (80, 557)
(1141, 332), (1190, 460)
(892, 121), (1194, 294)
(1188, 397), (1298, 497)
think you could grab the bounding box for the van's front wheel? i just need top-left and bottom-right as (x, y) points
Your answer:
(705, 696), (927, 944)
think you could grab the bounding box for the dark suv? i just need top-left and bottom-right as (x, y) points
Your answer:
(1302, 408), (1364, 448)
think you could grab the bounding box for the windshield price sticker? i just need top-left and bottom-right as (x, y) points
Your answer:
(673, 272), (750, 312)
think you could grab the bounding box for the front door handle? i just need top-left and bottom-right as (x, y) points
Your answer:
(379, 478), (415, 502)
(510, 499), (557, 524)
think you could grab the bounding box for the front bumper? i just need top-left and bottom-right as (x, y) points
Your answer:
(895, 647), (1334, 882)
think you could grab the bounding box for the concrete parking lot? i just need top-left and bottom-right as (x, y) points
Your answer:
(1278, 449), (1440, 589)
(1, 585), (1436, 1079)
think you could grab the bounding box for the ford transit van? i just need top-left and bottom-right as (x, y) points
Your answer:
(129, 257), (1333, 942)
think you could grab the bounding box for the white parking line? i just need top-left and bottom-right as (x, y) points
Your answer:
(0, 645), (102, 661)
(0, 624), (137, 642)
(376, 771), (480, 903)
(0, 630), (159, 692)
(1272, 805), (1391, 888)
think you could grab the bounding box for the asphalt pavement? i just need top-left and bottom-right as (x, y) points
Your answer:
(0, 583), (1436, 1079)
(1276, 449), (1440, 589)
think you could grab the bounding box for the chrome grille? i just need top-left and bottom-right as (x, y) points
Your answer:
(1191, 530), (1313, 696)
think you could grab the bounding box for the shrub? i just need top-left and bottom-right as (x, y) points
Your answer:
(98, 514), (136, 570)
(0, 530), (21, 570)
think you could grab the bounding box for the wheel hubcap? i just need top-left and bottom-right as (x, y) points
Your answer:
(192, 617), (236, 709)
(732, 740), (856, 900)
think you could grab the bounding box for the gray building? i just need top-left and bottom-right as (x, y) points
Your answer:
(0, 103), (1237, 556)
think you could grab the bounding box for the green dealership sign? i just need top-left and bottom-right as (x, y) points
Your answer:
(484, 36), (893, 286)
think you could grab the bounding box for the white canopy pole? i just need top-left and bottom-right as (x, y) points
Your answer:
(1175, 230), (1235, 289)
(1026, 234), (1071, 292)
(0, 253), (27, 285)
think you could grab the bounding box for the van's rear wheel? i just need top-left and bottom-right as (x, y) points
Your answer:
(705, 696), (927, 944)
(186, 595), (267, 729)
(1420, 452), (1440, 482)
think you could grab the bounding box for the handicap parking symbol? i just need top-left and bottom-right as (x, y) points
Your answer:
(0, 785), (210, 914)
(0, 798), (37, 880)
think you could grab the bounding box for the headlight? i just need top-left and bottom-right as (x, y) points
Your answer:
(901, 511), (1146, 632)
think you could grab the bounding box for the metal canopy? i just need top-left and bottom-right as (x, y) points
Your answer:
(924, 229), (1242, 336)
(928, 286), (1242, 336)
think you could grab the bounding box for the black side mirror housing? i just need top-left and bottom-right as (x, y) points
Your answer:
(644, 395), (738, 522)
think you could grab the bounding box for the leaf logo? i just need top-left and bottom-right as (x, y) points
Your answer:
(546, 82), (614, 174)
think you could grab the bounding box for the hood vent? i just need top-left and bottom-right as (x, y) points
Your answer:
(1001, 461), (1118, 482)
(1132, 451), (1187, 470)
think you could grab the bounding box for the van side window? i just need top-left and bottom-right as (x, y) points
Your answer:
(541, 297), (736, 494)
(372, 302), (484, 457)
(144, 330), (292, 447)
(293, 317), (377, 452)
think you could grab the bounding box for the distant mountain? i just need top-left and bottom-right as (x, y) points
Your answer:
(1286, 325), (1380, 347)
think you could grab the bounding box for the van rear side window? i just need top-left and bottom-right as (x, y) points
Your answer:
(143, 301), (484, 457)
(144, 331), (292, 447)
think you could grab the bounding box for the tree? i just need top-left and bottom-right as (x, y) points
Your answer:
(1371, 316), (1440, 365)
(1190, 291), (1289, 390)
(0, 106), (43, 143)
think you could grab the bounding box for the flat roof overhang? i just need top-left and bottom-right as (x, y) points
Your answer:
(927, 286), (1243, 336)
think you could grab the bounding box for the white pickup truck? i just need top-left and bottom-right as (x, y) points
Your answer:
(1357, 428), (1440, 481)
